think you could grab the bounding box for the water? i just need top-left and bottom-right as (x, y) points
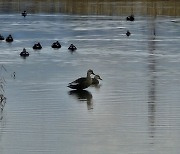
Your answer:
(0, 1), (180, 154)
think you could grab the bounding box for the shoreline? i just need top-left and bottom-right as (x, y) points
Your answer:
(0, 0), (179, 16)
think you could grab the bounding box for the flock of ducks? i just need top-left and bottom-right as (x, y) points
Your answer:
(67, 15), (134, 90)
(0, 34), (13, 42)
(0, 11), (78, 58)
(1, 11), (135, 91)
(0, 33), (77, 58)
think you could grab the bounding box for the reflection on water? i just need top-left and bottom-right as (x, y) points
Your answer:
(0, 0), (180, 154)
(0, 110), (3, 121)
(147, 16), (157, 140)
(68, 90), (93, 110)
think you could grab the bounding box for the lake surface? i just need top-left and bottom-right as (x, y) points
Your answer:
(0, 1), (180, 154)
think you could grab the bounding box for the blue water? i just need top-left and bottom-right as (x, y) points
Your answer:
(0, 1), (180, 154)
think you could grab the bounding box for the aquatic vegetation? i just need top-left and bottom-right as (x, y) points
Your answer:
(0, 65), (7, 111)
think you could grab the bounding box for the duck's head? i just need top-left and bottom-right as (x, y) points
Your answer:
(94, 75), (102, 80)
(87, 69), (95, 75)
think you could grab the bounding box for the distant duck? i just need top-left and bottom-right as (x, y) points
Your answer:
(126, 30), (131, 36)
(92, 75), (102, 85)
(68, 44), (77, 51)
(51, 41), (61, 49)
(126, 15), (135, 21)
(0, 34), (4, 40)
(20, 48), (29, 57)
(33, 42), (42, 50)
(21, 11), (27, 17)
(6, 35), (13, 42)
(67, 69), (95, 90)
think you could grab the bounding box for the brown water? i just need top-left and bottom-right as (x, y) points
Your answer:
(0, 1), (180, 154)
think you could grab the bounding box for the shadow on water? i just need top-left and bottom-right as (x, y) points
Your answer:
(147, 16), (157, 142)
(68, 90), (93, 110)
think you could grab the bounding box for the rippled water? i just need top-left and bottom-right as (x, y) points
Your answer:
(0, 1), (180, 154)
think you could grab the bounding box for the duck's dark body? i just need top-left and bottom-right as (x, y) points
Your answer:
(33, 43), (42, 50)
(68, 44), (77, 51)
(20, 48), (29, 57)
(92, 78), (100, 85)
(68, 69), (95, 90)
(6, 35), (13, 42)
(51, 41), (61, 49)
(126, 15), (134, 21)
(0, 34), (4, 40)
(22, 11), (27, 17)
(68, 77), (92, 90)
(126, 30), (131, 36)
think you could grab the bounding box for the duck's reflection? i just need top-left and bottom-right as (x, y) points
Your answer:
(68, 90), (93, 110)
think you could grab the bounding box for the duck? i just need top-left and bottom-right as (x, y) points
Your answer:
(0, 34), (4, 40)
(68, 44), (77, 51)
(92, 75), (102, 85)
(67, 69), (95, 90)
(126, 15), (134, 21)
(21, 11), (27, 17)
(6, 35), (13, 42)
(20, 48), (29, 57)
(33, 42), (42, 50)
(51, 41), (61, 49)
(126, 30), (131, 36)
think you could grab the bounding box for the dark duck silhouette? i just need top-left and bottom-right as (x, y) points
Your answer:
(126, 30), (131, 36)
(20, 48), (29, 57)
(68, 44), (77, 51)
(67, 69), (95, 90)
(22, 11), (27, 17)
(33, 42), (42, 50)
(0, 34), (4, 40)
(51, 41), (61, 49)
(126, 15), (134, 21)
(92, 75), (102, 85)
(6, 35), (13, 42)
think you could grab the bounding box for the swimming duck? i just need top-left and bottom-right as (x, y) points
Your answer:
(0, 34), (4, 40)
(67, 69), (95, 90)
(68, 44), (77, 51)
(126, 30), (131, 36)
(22, 11), (27, 17)
(92, 75), (102, 85)
(51, 41), (61, 49)
(20, 48), (29, 57)
(33, 42), (42, 50)
(126, 15), (134, 21)
(6, 35), (13, 42)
